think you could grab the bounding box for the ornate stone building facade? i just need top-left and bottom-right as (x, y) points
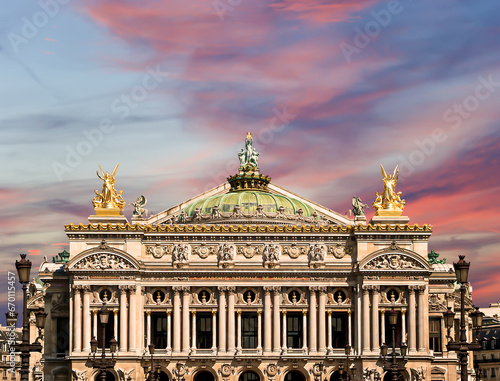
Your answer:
(39, 135), (473, 381)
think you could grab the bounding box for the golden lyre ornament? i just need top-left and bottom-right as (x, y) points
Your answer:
(92, 164), (126, 215)
(372, 164), (405, 216)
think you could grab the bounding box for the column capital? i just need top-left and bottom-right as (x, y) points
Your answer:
(381, 309), (385, 315)
(282, 310), (287, 316)
(72, 284), (83, 291)
(327, 310), (332, 316)
(416, 285), (426, 293)
(167, 310), (172, 316)
(302, 310), (308, 316)
(114, 310), (118, 316)
(127, 285), (137, 293)
(348, 309), (352, 316)
(317, 286), (327, 295)
(82, 285), (91, 293)
(257, 310), (262, 316)
(408, 285), (418, 293)
(212, 310), (217, 316)
(93, 310), (98, 316)
(218, 285), (229, 292)
(172, 286), (182, 295)
(362, 285), (371, 293)
(401, 309), (406, 315)
(191, 310), (196, 316)
(227, 286), (236, 294)
(237, 310), (242, 316)
(118, 285), (128, 292)
(263, 286), (273, 295)
(146, 311), (151, 316)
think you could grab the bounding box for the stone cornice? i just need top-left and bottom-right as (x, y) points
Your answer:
(65, 222), (432, 234)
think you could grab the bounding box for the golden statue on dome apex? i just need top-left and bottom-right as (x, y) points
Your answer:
(372, 164), (405, 216)
(92, 163), (126, 215)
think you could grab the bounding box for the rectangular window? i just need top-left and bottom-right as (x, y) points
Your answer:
(429, 317), (442, 352)
(151, 313), (168, 349)
(56, 317), (70, 354)
(332, 313), (348, 348)
(491, 368), (496, 377)
(242, 313), (258, 349)
(287, 313), (303, 348)
(196, 313), (213, 349)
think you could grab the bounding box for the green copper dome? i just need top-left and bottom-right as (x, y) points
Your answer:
(183, 190), (316, 217)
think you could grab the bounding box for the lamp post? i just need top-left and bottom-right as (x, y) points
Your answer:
(146, 343), (159, 381)
(15, 254), (46, 381)
(380, 308), (407, 381)
(444, 255), (483, 381)
(339, 344), (355, 381)
(89, 303), (117, 381)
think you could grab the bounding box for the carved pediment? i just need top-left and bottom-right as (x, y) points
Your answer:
(71, 252), (136, 270)
(360, 243), (430, 271)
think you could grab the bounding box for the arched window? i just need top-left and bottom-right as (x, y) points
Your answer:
(239, 371), (260, 381)
(96, 371), (115, 381)
(284, 371), (305, 381)
(157, 371), (169, 381)
(329, 371), (341, 381)
(194, 371), (215, 381)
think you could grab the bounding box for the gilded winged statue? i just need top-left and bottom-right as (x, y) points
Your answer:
(92, 164), (126, 211)
(372, 164), (405, 215)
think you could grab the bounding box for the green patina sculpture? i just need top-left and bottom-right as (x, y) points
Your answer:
(428, 249), (446, 264)
(238, 132), (260, 172)
(352, 196), (368, 217)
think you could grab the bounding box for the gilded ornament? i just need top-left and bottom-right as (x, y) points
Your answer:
(92, 164), (126, 215)
(372, 164), (406, 216)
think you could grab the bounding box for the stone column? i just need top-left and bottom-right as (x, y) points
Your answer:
(146, 311), (151, 346)
(82, 286), (91, 352)
(172, 287), (181, 353)
(167, 310), (172, 353)
(113, 310), (118, 347)
(402, 309), (407, 344)
(128, 285), (137, 352)
(302, 310), (308, 353)
(212, 310), (217, 353)
(218, 286), (227, 352)
(327, 311), (333, 354)
(417, 286), (426, 352)
(191, 311), (197, 352)
(362, 286), (370, 353)
(73, 285), (82, 352)
(380, 310), (385, 345)
(408, 286), (417, 352)
(237, 310), (242, 354)
(119, 285), (128, 352)
(348, 309), (352, 346)
(273, 287), (281, 353)
(257, 310), (262, 352)
(318, 287), (327, 353)
(93, 310), (98, 339)
(355, 286), (361, 355)
(182, 287), (191, 353)
(227, 286), (236, 354)
(371, 286), (380, 352)
(309, 287), (317, 353)
(282, 310), (287, 354)
(263, 287), (272, 353)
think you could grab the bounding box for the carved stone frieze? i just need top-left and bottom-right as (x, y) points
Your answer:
(73, 253), (135, 270)
(146, 243), (170, 259)
(217, 243), (236, 268)
(364, 254), (425, 270)
(237, 243), (261, 259)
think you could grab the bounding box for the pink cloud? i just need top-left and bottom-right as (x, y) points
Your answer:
(28, 250), (41, 256)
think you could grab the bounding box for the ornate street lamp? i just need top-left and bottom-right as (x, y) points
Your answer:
(380, 309), (407, 381)
(146, 344), (160, 381)
(339, 344), (353, 381)
(445, 255), (483, 381)
(89, 303), (116, 381)
(15, 254), (44, 381)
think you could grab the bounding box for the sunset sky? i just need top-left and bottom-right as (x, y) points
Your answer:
(1, 0), (499, 312)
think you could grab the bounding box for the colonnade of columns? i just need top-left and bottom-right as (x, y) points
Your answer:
(71, 284), (138, 353)
(71, 283), (428, 356)
(360, 284), (428, 355)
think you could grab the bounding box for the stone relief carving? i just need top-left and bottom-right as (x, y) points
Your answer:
(282, 244), (306, 259)
(172, 244), (190, 268)
(237, 243), (261, 259)
(263, 243), (281, 268)
(219, 364), (234, 379)
(308, 243), (326, 268)
(265, 364), (278, 378)
(428, 294), (447, 312)
(218, 243), (236, 268)
(146, 244), (170, 259)
(192, 243), (216, 259)
(364, 254), (425, 270)
(73, 253), (135, 270)
(117, 369), (134, 381)
(72, 370), (87, 381)
(328, 244), (352, 259)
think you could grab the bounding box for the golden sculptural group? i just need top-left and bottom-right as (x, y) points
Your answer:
(372, 164), (405, 216)
(92, 164), (125, 215)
